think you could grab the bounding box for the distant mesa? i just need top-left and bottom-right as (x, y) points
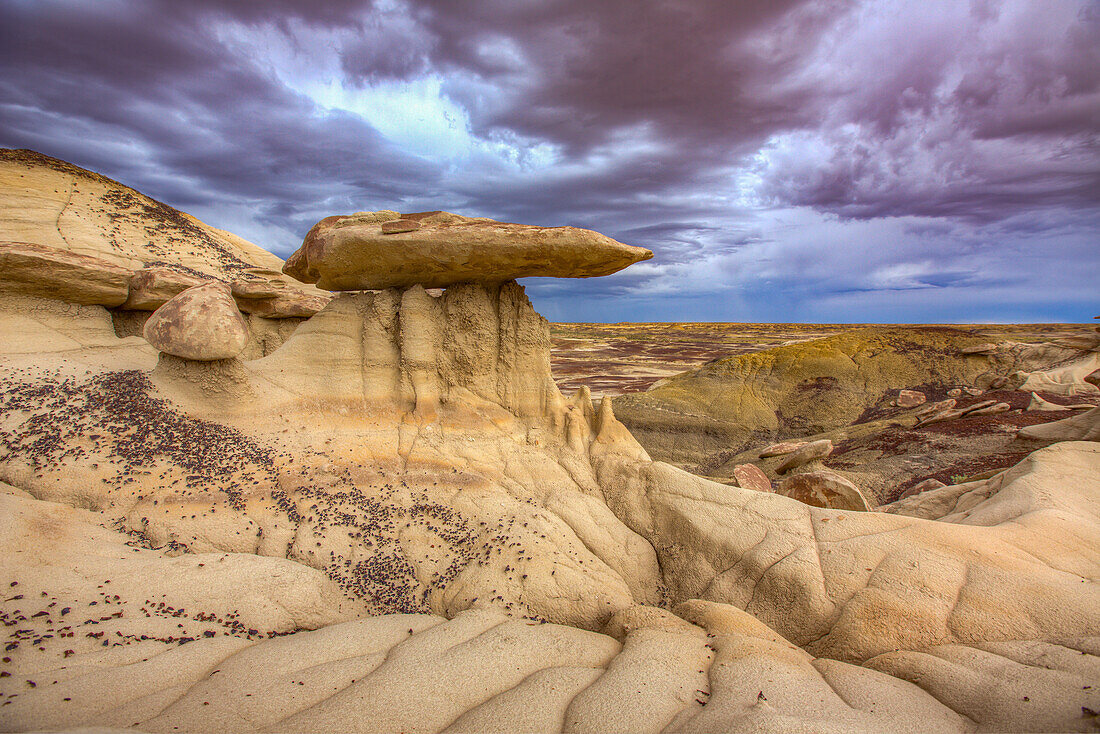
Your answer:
(283, 210), (654, 291)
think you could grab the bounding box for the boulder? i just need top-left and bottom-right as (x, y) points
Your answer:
(776, 439), (833, 474)
(284, 210), (653, 291)
(896, 389), (926, 408)
(732, 463), (772, 493)
(777, 470), (870, 511)
(143, 282), (249, 361)
(759, 440), (806, 458)
(0, 241), (130, 306)
(122, 266), (207, 310)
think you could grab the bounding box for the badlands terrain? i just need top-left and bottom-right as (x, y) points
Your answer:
(0, 149), (1098, 733)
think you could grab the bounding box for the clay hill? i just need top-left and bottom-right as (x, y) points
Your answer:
(1, 150), (1098, 733)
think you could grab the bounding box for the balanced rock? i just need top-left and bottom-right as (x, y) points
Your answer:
(896, 389), (926, 408)
(284, 210), (653, 291)
(143, 282), (249, 361)
(732, 463), (772, 493)
(777, 470), (870, 511)
(0, 241), (130, 306)
(776, 439), (833, 474)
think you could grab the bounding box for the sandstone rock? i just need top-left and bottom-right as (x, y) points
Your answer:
(123, 266), (208, 309)
(958, 398), (998, 416)
(143, 282), (249, 361)
(732, 463), (772, 493)
(230, 278), (282, 300)
(899, 477), (946, 500)
(284, 210), (653, 290)
(963, 386), (983, 396)
(896, 389), (926, 408)
(777, 470), (870, 511)
(915, 398), (955, 419)
(0, 240), (130, 306)
(916, 407), (966, 426)
(947, 388), (963, 397)
(380, 218), (421, 234)
(966, 401), (1010, 416)
(960, 343), (998, 354)
(776, 439), (833, 474)
(759, 440), (806, 458)
(235, 291), (330, 319)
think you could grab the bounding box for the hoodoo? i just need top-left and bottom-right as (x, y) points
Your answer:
(283, 209), (654, 290)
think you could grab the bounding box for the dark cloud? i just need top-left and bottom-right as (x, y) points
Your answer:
(0, 0), (1096, 321)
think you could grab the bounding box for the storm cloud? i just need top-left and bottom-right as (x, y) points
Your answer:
(1, 0), (1096, 321)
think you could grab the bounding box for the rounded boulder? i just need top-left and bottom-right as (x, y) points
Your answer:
(143, 281), (249, 361)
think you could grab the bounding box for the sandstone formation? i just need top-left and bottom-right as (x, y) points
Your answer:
(2, 155), (1099, 733)
(1029, 391), (1095, 411)
(0, 148), (330, 333)
(283, 209), (653, 291)
(615, 326), (1100, 468)
(143, 282), (250, 361)
(0, 241), (130, 306)
(777, 470), (870, 511)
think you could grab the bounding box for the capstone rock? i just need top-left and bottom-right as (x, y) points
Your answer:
(284, 210), (653, 291)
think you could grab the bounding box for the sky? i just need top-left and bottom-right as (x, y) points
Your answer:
(1, 0), (1097, 323)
